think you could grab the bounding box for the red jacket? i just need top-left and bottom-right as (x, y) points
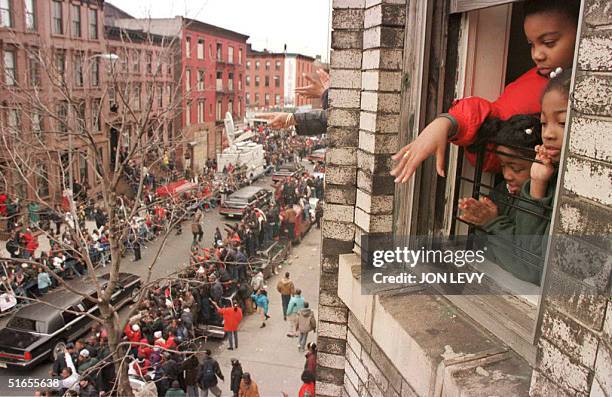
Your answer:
(448, 67), (548, 172)
(137, 338), (152, 359)
(218, 307), (243, 332)
(124, 324), (142, 343)
(298, 383), (315, 397)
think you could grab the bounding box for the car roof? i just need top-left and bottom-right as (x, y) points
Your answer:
(229, 186), (268, 199)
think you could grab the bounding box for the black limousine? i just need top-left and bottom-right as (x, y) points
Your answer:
(0, 272), (141, 369)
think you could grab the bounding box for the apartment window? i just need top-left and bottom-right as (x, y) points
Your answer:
(238, 74), (242, 90)
(275, 94), (280, 106)
(146, 52), (152, 74)
(133, 84), (141, 111)
(228, 100), (233, 113)
(197, 39), (204, 59)
(246, 93), (250, 105)
(264, 94), (270, 106)
(254, 93), (259, 105)
(91, 57), (99, 86)
(197, 100), (204, 123)
(255, 76), (259, 87)
(245, 75), (250, 86)
(265, 76), (269, 87)
(3, 49), (16, 86)
(31, 110), (42, 138)
(228, 72), (233, 91)
(157, 84), (163, 108)
(255, 61), (260, 70)
(228, 47), (234, 64)
(78, 151), (87, 182)
(185, 69), (191, 92)
(238, 48), (243, 65)
(71, 4), (80, 37)
(216, 71), (222, 91)
(185, 37), (191, 58)
(57, 101), (68, 133)
(246, 60), (250, 69)
(37, 162), (49, 197)
(52, 0), (62, 34)
(88, 8), (98, 39)
(108, 87), (116, 111)
(25, 0), (36, 30)
(0, 0), (12, 28)
(237, 100), (241, 116)
(185, 101), (192, 126)
(7, 109), (19, 133)
(216, 100), (222, 120)
(265, 61), (270, 71)
(216, 43), (222, 61)
(75, 101), (86, 133)
(133, 50), (140, 72)
(74, 53), (83, 87)
(92, 98), (101, 131)
(275, 60), (281, 70)
(197, 70), (204, 91)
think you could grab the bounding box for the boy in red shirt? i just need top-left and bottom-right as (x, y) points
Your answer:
(213, 301), (243, 350)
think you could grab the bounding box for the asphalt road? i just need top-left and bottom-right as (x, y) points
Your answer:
(0, 166), (321, 396)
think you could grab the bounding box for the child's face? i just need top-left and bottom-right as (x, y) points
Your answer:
(540, 89), (568, 162)
(497, 146), (532, 195)
(524, 12), (577, 76)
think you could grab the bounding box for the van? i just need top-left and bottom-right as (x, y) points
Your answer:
(219, 186), (272, 218)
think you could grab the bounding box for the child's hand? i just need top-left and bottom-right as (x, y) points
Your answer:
(391, 117), (452, 183)
(458, 197), (498, 226)
(530, 145), (555, 182)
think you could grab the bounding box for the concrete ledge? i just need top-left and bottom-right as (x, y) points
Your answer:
(337, 253), (532, 396)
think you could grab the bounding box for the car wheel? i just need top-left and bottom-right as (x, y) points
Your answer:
(51, 340), (66, 361)
(130, 287), (141, 304)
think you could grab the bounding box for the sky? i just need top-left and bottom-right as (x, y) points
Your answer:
(107, 0), (332, 62)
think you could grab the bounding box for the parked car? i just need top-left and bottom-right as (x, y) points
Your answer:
(219, 186), (272, 218)
(272, 163), (305, 182)
(0, 272), (141, 369)
(307, 148), (326, 163)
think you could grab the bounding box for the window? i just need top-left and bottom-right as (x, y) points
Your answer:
(238, 48), (242, 65)
(228, 100), (233, 113)
(238, 74), (242, 90)
(28, 52), (40, 87)
(146, 52), (152, 74)
(108, 87), (116, 111)
(274, 75), (280, 88)
(216, 100), (222, 120)
(265, 61), (270, 71)
(133, 84), (141, 110)
(185, 101), (191, 126)
(185, 37), (191, 58)
(0, 0), (12, 28)
(228, 47), (234, 64)
(76, 101), (85, 133)
(185, 69), (191, 92)
(197, 39), (204, 59)
(36, 162), (49, 197)
(157, 84), (163, 108)
(237, 100), (241, 116)
(246, 60), (250, 69)
(255, 76), (260, 87)
(91, 57), (99, 86)
(79, 152), (87, 182)
(254, 93), (260, 105)
(197, 70), (204, 91)
(55, 50), (65, 80)
(74, 53), (83, 87)
(133, 50), (140, 72)
(25, 0), (35, 30)
(71, 4), (80, 37)
(31, 110), (42, 138)
(275, 94), (280, 106)
(91, 98), (101, 131)
(3, 49), (16, 86)
(7, 108), (19, 132)
(255, 61), (260, 70)
(88, 8), (98, 39)
(57, 101), (68, 133)
(228, 72), (233, 91)
(216, 71), (222, 91)
(245, 75), (250, 86)
(96, 147), (103, 174)
(197, 100), (204, 123)
(265, 94), (270, 106)
(275, 60), (281, 70)
(265, 76), (269, 87)
(216, 43), (222, 61)
(246, 92), (250, 105)
(52, 0), (62, 34)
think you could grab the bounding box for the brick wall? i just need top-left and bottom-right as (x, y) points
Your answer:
(530, 1), (612, 395)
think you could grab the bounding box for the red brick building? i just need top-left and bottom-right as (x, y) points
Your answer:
(246, 47), (317, 111)
(110, 16), (249, 167)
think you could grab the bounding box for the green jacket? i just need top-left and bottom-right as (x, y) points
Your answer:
(477, 177), (556, 285)
(165, 388), (187, 397)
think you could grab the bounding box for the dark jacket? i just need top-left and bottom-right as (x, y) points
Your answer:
(294, 110), (327, 136)
(181, 355), (199, 386)
(230, 364), (243, 393)
(78, 383), (99, 397)
(197, 357), (224, 388)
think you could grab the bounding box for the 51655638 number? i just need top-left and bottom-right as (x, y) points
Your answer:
(8, 378), (60, 388)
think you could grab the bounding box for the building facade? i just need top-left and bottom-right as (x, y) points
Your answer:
(109, 16), (249, 166)
(245, 48), (317, 111)
(318, 1), (612, 397)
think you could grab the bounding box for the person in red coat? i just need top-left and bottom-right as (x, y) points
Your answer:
(213, 301), (243, 350)
(124, 323), (142, 356)
(391, 0), (580, 183)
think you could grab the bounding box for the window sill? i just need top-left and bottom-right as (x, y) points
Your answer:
(338, 253), (532, 397)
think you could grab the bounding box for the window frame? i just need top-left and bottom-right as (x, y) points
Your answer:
(197, 39), (204, 60)
(88, 8), (98, 40)
(51, 0), (62, 35)
(0, 0), (12, 28)
(71, 3), (81, 38)
(185, 36), (191, 58)
(25, 0), (36, 31)
(3, 48), (16, 86)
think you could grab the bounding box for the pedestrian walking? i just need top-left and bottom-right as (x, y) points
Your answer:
(197, 349), (224, 397)
(230, 359), (243, 397)
(132, 238), (142, 262)
(212, 301), (243, 350)
(238, 373), (260, 397)
(276, 272), (295, 320)
(251, 290), (270, 328)
(191, 210), (204, 243)
(297, 302), (317, 352)
(286, 289), (305, 337)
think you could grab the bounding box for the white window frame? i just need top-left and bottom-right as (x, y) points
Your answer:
(0, 0), (12, 28)
(186, 37), (191, 58)
(25, 0), (36, 31)
(197, 39), (204, 60)
(3, 49), (16, 86)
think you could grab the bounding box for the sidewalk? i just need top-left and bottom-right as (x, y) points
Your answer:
(210, 227), (321, 397)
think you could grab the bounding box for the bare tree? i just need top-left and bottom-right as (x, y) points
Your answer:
(0, 26), (197, 396)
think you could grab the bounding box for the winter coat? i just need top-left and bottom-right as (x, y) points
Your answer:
(125, 324), (142, 343)
(304, 351), (316, 375)
(165, 388), (186, 397)
(210, 281), (223, 302)
(447, 67), (548, 172)
(298, 382), (315, 397)
(78, 383), (99, 397)
(238, 380), (260, 397)
(181, 355), (200, 386)
(230, 364), (243, 394)
(297, 308), (316, 333)
(250, 293), (269, 314)
(218, 307), (243, 332)
(287, 295), (305, 316)
(180, 310), (194, 330)
(197, 357), (224, 388)
(276, 277), (295, 296)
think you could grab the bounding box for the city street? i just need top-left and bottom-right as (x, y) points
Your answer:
(0, 172), (321, 396)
